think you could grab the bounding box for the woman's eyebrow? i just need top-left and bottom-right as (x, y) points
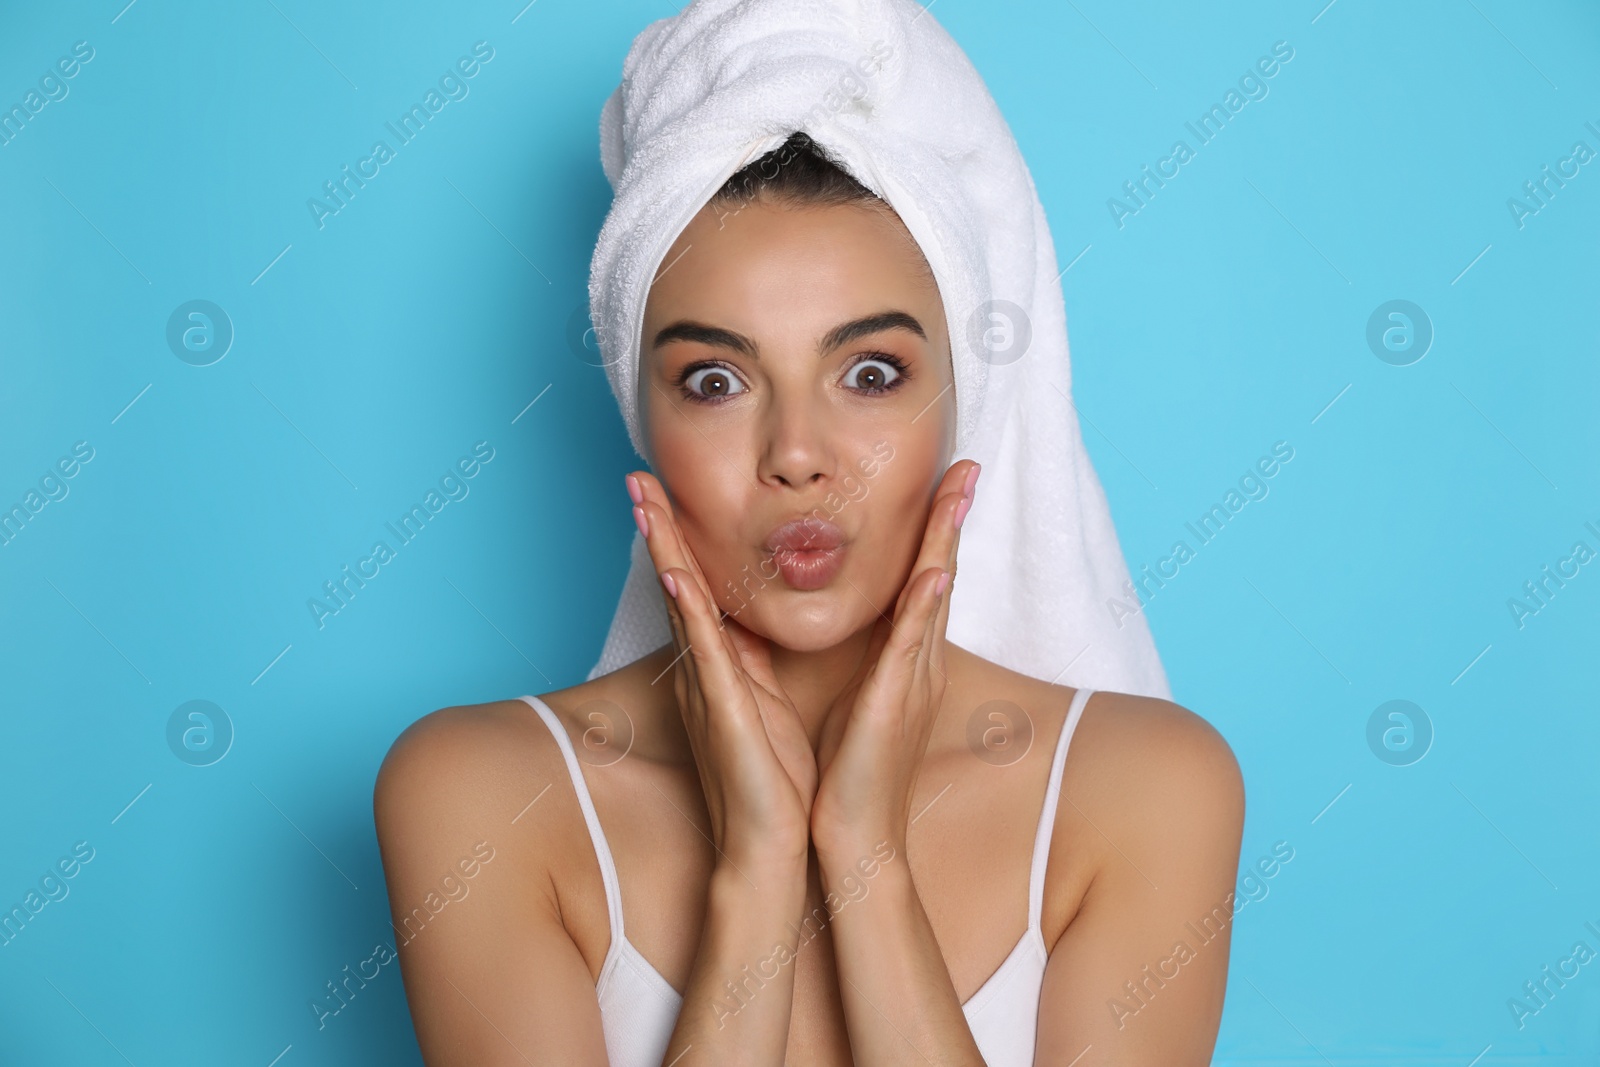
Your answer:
(651, 310), (926, 360)
(818, 310), (926, 354)
(652, 320), (755, 357)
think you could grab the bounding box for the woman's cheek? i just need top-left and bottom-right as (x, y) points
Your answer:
(869, 466), (935, 580)
(671, 479), (751, 596)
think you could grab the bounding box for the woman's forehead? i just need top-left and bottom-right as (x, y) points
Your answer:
(643, 199), (945, 337)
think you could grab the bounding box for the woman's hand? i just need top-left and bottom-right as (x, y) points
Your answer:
(627, 470), (818, 873)
(809, 459), (979, 864)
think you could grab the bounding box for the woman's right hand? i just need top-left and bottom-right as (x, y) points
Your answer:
(627, 471), (816, 875)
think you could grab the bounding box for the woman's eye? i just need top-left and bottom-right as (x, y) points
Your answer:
(682, 365), (746, 400)
(842, 357), (902, 393)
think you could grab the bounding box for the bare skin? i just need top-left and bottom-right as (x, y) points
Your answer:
(374, 194), (1245, 1066)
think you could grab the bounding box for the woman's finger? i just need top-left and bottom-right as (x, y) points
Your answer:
(629, 473), (688, 583)
(629, 473), (695, 587)
(630, 470), (720, 611)
(926, 468), (971, 674)
(890, 460), (977, 622)
(627, 473), (738, 719)
(891, 481), (966, 625)
(918, 563), (951, 691)
(861, 564), (947, 713)
(639, 506), (708, 723)
(634, 496), (721, 636)
(659, 564), (765, 731)
(631, 473), (753, 680)
(927, 561), (953, 677)
(626, 478), (687, 642)
(912, 460), (974, 658)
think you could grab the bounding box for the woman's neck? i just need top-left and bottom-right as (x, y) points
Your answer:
(766, 626), (878, 746)
(620, 629), (971, 762)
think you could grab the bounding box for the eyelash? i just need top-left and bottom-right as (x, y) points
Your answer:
(844, 352), (911, 395)
(673, 362), (742, 405)
(674, 353), (913, 405)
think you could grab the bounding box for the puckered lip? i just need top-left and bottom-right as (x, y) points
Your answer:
(762, 516), (846, 555)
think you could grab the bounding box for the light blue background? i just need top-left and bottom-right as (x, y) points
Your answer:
(1, 0), (1596, 1063)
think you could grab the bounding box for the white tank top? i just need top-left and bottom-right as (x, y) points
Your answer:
(519, 685), (1094, 1066)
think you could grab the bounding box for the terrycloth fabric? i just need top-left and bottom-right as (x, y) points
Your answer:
(584, 0), (1171, 701)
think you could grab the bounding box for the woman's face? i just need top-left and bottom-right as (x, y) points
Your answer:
(639, 195), (956, 652)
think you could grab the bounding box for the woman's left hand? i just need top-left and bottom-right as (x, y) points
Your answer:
(809, 459), (980, 863)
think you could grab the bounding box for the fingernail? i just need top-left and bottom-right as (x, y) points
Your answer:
(625, 474), (643, 505)
(954, 494), (972, 529)
(935, 570), (951, 596)
(662, 572), (679, 599)
(962, 463), (980, 499)
(633, 505), (650, 539)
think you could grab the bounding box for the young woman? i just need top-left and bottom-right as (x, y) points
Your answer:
(374, 129), (1244, 1066)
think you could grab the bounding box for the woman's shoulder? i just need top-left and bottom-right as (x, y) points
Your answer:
(1055, 684), (1245, 883)
(953, 648), (1242, 834)
(373, 652), (677, 829)
(371, 694), (569, 853)
(955, 647), (1237, 768)
(1071, 687), (1241, 787)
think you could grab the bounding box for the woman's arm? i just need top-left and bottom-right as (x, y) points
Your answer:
(660, 850), (810, 1062)
(1034, 698), (1246, 1066)
(374, 707), (614, 1065)
(816, 834), (987, 1064)
(632, 469), (822, 1064)
(808, 460), (981, 1063)
(375, 706), (814, 1067)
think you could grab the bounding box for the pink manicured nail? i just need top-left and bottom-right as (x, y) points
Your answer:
(662, 572), (679, 599)
(633, 505), (650, 539)
(625, 474), (643, 505)
(954, 494), (972, 529)
(935, 570), (951, 596)
(962, 463), (981, 498)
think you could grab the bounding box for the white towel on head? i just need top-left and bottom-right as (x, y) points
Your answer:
(583, 0), (1171, 701)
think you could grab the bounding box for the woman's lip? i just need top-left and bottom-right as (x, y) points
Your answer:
(762, 517), (848, 590)
(769, 545), (846, 591)
(763, 517), (846, 553)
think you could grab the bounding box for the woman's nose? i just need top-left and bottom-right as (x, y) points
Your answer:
(756, 396), (832, 489)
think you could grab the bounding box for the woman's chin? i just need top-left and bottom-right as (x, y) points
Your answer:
(724, 592), (865, 653)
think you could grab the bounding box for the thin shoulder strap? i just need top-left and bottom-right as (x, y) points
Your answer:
(518, 694), (626, 948)
(1027, 687), (1095, 933)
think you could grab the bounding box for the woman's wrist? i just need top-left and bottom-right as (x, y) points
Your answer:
(664, 823), (810, 1059)
(814, 832), (905, 896)
(812, 799), (903, 863)
(711, 843), (809, 909)
(811, 795), (907, 869)
(719, 826), (810, 882)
